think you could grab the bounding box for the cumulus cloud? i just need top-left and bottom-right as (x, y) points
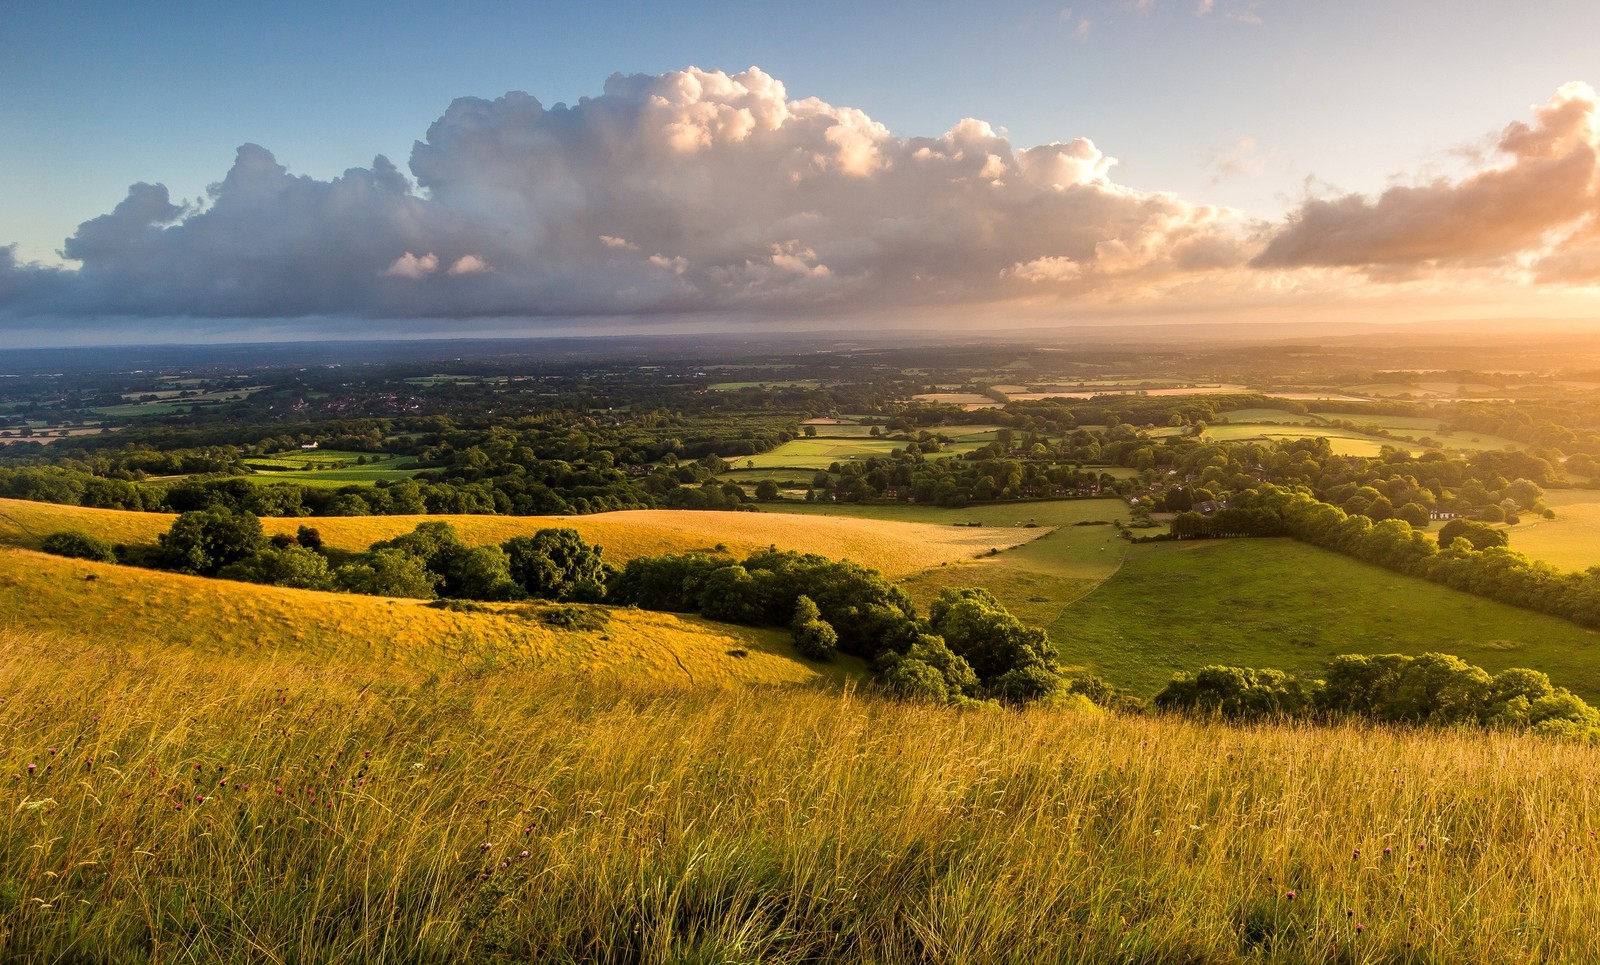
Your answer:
(4, 67), (1598, 331)
(1256, 82), (1600, 278)
(0, 66), (1249, 322)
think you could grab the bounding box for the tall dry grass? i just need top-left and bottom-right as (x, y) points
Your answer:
(3, 626), (1598, 962)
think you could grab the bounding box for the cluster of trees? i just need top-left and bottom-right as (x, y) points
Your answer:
(43, 511), (610, 604)
(1154, 652), (1600, 740)
(607, 550), (1067, 704)
(1254, 486), (1600, 630)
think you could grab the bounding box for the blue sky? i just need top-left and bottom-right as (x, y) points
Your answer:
(3, 0), (1600, 341)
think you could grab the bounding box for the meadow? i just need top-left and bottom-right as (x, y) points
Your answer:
(774, 501), (1600, 700)
(1052, 538), (1600, 699)
(4, 625), (1599, 962)
(1507, 488), (1600, 572)
(239, 450), (422, 487)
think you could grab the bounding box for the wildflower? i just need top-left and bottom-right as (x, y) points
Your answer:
(1354, 923), (1365, 934)
(26, 763), (36, 774)
(1352, 848), (1361, 858)
(1383, 846), (1392, 856)
(520, 850), (530, 858)
(1285, 890), (1296, 900)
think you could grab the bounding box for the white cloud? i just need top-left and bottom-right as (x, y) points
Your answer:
(0, 65), (1248, 322)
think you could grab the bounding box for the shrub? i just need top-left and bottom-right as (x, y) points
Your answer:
(39, 530), (116, 563)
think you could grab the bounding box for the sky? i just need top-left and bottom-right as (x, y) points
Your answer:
(3, 0), (1600, 345)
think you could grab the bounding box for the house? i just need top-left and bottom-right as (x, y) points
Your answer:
(300, 441), (319, 450)
(1428, 509), (1461, 521)
(1192, 499), (1229, 515)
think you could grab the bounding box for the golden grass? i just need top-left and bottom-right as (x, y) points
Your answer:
(3, 625), (1599, 961)
(0, 498), (1042, 578)
(0, 548), (860, 688)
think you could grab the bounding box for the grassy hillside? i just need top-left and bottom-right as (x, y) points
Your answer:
(1054, 538), (1600, 699)
(0, 498), (1042, 579)
(0, 547), (862, 688)
(3, 626), (1598, 962)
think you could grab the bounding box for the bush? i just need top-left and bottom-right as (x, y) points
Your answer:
(789, 595), (838, 661)
(39, 530), (116, 563)
(333, 548), (440, 599)
(217, 545), (333, 590)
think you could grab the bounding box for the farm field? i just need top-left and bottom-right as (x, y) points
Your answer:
(1052, 537), (1600, 699)
(241, 450), (422, 486)
(737, 433), (999, 469)
(1507, 488), (1600, 572)
(1170, 423), (1424, 456)
(0, 498), (1043, 579)
(0, 548), (857, 687)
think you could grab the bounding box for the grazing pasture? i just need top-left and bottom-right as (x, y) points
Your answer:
(1052, 537), (1600, 699)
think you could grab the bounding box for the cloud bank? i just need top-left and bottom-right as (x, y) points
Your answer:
(2, 69), (1597, 331)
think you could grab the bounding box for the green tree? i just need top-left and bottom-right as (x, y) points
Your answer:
(158, 509), (267, 576)
(754, 479), (782, 501)
(1437, 518), (1508, 551)
(926, 587), (1059, 697)
(789, 594), (839, 660)
(504, 528), (606, 600)
(218, 545), (333, 590)
(334, 549), (440, 599)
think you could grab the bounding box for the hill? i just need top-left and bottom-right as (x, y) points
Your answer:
(0, 498), (1041, 579)
(2, 624), (1596, 962)
(0, 547), (862, 688)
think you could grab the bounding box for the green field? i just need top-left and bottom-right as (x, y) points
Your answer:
(773, 499), (1600, 700)
(1053, 538), (1600, 699)
(1188, 424), (1422, 456)
(1507, 489), (1600, 572)
(738, 436), (992, 469)
(241, 450), (420, 486)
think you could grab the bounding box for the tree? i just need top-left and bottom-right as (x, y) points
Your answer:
(926, 588), (1059, 696)
(789, 595), (838, 660)
(504, 528), (606, 600)
(158, 509), (267, 576)
(334, 549), (440, 598)
(754, 479), (782, 501)
(218, 545), (332, 590)
(1437, 517), (1508, 551)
